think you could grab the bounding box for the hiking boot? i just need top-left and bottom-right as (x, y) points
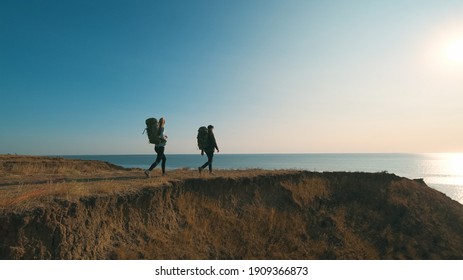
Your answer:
(144, 169), (150, 178)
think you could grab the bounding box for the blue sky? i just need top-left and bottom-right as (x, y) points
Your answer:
(1, 0), (463, 155)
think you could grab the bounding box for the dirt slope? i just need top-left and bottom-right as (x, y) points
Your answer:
(1, 155), (462, 259)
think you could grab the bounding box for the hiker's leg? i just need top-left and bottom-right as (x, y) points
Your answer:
(200, 161), (209, 169)
(161, 154), (166, 174)
(206, 151), (214, 172)
(149, 156), (158, 171)
(148, 162), (157, 171)
(150, 146), (163, 171)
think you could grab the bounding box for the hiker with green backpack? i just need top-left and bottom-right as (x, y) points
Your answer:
(198, 125), (220, 174)
(144, 117), (167, 177)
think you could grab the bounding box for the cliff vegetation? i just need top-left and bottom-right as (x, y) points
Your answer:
(1, 155), (463, 259)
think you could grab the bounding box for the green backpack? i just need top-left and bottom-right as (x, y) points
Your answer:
(197, 126), (208, 150)
(144, 118), (161, 144)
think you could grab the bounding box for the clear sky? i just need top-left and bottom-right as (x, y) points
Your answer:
(1, 0), (463, 155)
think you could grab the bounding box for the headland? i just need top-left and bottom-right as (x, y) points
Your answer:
(1, 155), (462, 259)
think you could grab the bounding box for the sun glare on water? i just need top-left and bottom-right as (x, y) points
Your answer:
(451, 153), (463, 173)
(443, 153), (463, 186)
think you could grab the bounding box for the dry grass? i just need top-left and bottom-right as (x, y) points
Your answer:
(281, 176), (330, 207)
(0, 154), (295, 211)
(2, 155), (463, 260)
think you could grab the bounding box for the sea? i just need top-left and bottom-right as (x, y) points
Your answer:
(62, 153), (463, 205)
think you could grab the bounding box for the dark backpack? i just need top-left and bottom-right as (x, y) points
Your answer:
(197, 126), (208, 150)
(144, 118), (161, 144)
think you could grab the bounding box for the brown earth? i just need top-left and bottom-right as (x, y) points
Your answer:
(1, 155), (462, 260)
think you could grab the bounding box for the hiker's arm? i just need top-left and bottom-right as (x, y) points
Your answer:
(212, 135), (219, 151)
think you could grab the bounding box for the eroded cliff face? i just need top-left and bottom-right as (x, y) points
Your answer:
(1, 171), (463, 260)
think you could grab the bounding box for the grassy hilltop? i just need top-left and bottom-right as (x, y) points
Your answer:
(1, 155), (463, 259)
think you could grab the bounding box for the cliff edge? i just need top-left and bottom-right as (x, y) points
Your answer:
(1, 155), (462, 259)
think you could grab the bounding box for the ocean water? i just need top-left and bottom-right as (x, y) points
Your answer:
(63, 153), (463, 205)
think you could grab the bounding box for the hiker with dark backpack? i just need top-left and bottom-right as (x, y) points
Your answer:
(198, 125), (219, 174)
(144, 117), (167, 177)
